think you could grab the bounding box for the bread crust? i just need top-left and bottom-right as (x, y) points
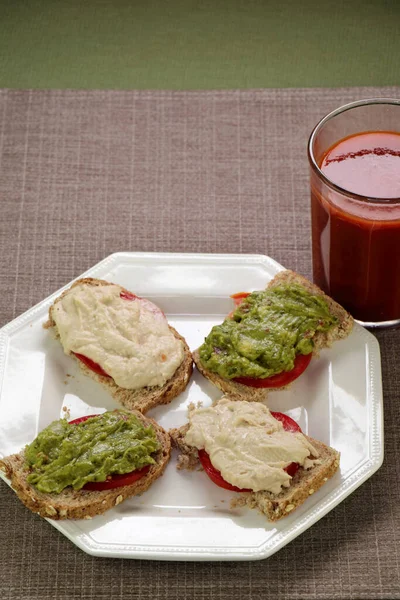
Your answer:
(44, 277), (193, 413)
(193, 270), (354, 401)
(0, 412), (171, 520)
(169, 420), (340, 522)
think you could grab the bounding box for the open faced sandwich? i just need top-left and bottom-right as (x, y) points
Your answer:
(193, 270), (353, 401)
(0, 410), (171, 520)
(44, 278), (193, 413)
(170, 397), (340, 522)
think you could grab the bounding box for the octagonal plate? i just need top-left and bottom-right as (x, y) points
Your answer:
(0, 253), (383, 560)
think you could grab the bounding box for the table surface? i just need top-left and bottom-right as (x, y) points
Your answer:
(0, 87), (399, 600)
(1, 0), (400, 90)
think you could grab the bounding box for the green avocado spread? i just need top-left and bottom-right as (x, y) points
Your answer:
(199, 283), (337, 380)
(25, 411), (160, 494)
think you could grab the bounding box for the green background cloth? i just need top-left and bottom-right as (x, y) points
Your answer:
(1, 0), (399, 90)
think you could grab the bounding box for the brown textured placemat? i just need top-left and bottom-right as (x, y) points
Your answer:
(0, 88), (399, 600)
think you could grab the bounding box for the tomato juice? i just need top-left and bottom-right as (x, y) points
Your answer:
(310, 123), (400, 325)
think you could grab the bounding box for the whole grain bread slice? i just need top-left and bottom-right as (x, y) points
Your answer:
(0, 412), (171, 520)
(169, 421), (340, 522)
(44, 277), (193, 413)
(193, 269), (354, 402)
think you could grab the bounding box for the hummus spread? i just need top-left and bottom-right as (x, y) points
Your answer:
(184, 399), (319, 494)
(52, 283), (184, 389)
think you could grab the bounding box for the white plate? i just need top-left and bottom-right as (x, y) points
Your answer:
(0, 253), (383, 561)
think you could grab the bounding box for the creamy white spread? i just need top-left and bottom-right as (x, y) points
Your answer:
(184, 399), (319, 494)
(52, 283), (184, 390)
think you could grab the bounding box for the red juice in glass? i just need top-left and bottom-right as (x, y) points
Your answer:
(309, 100), (400, 327)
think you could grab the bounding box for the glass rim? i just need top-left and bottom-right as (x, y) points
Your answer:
(308, 97), (400, 204)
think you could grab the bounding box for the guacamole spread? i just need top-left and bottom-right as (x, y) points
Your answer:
(25, 411), (160, 494)
(199, 283), (337, 380)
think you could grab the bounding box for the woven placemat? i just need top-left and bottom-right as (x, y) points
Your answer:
(0, 87), (399, 600)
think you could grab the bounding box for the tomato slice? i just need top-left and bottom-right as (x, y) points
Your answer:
(233, 352), (312, 389)
(68, 414), (150, 491)
(227, 292), (250, 318)
(81, 465), (151, 491)
(271, 412), (300, 480)
(69, 415), (100, 425)
(121, 289), (166, 319)
(198, 449), (252, 493)
(230, 292), (250, 306)
(198, 411), (301, 492)
(270, 411), (302, 433)
(72, 352), (111, 378)
(120, 290), (138, 301)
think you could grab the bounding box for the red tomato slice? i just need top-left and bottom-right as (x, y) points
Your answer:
(198, 411), (302, 492)
(198, 449), (252, 493)
(82, 465), (151, 491)
(233, 352), (312, 388)
(69, 415), (100, 425)
(270, 412), (300, 481)
(270, 411), (302, 433)
(121, 289), (166, 319)
(227, 292), (250, 318)
(72, 353), (111, 378)
(283, 462), (299, 478)
(120, 290), (138, 301)
(68, 414), (150, 491)
(230, 292), (250, 306)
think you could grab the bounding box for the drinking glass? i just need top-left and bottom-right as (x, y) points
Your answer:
(308, 99), (400, 328)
